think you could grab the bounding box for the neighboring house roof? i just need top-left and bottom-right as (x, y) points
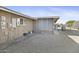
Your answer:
(73, 21), (79, 29)
(0, 6), (59, 22)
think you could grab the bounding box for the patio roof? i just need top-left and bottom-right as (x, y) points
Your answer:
(36, 16), (59, 22)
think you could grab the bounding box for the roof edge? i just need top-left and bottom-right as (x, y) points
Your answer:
(0, 6), (35, 20)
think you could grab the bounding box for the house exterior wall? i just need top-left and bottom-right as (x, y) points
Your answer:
(0, 10), (34, 43)
(0, 7), (59, 46)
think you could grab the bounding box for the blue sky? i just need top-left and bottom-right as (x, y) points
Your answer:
(6, 6), (79, 24)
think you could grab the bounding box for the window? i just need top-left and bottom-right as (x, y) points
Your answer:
(15, 18), (24, 27)
(20, 18), (23, 25)
(12, 17), (17, 28)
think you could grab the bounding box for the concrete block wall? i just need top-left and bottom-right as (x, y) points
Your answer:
(0, 10), (34, 44)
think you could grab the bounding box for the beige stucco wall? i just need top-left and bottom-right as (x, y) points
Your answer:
(0, 10), (34, 43)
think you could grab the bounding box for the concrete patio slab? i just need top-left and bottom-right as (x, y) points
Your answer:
(68, 35), (79, 44)
(0, 30), (79, 53)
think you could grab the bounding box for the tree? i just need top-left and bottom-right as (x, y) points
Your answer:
(66, 20), (75, 29)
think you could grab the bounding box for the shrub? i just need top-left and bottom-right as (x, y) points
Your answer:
(78, 28), (79, 30)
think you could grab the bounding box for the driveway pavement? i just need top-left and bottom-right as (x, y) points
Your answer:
(1, 30), (79, 53)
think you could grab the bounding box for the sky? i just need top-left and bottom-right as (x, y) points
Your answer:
(6, 6), (79, 24)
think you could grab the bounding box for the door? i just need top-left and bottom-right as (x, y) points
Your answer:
(0, 16), (6, 30)
(12, 18), (17, 28)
